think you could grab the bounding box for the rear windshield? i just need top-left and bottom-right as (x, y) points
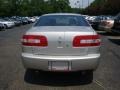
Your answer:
(34, 15), (89, 26)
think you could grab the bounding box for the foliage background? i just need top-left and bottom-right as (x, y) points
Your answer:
(0, 0), (119, 16)
(84, 0), (120, 15)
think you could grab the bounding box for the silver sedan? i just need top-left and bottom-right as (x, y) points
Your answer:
(21, 13), (101, 72)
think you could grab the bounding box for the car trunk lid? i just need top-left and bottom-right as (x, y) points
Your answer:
(25, 26), (95, 56)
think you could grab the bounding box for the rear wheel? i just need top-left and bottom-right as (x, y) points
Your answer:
(4, 24), (8, 29)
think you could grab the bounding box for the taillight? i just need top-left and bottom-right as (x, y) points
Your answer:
(73, 35), (101, 47)
(22, 35), (48, 46)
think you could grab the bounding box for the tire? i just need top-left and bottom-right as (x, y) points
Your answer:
(4, 24), (8, 29)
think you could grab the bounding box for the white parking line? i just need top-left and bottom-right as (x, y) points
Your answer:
(96, 31), (106, 33)
(94, 80), (106, 90)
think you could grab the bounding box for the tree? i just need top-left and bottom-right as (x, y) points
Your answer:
(85, 0), (120, 15)
(0, 0), (72, 16)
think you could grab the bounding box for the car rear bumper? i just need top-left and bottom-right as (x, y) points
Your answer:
(7, 24), (15, 28)
(21, 53), (100, 71)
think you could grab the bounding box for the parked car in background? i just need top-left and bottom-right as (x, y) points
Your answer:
(4, 18), (21, 26)
(33, 16), (39, 21)
(98, 16), (114, 33)
(21, 13), (101, 74)
(13, 18), (23, 25)
(0, 19), (15, 29)
(112, 13), (120, 34)
(26, 17), (36, 23)
(82, 15), (89, 20)
(87, 16), (97, 23)
(21, 18), (29, 25)
(0, 23), (5, 30)
(12, 17), (29, 25)
(0, 16), (37, 30)
(89, 16), (112, 30)
(88, 16), (102, 30)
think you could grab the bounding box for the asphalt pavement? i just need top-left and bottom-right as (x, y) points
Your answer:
(0, 24), (120, 90)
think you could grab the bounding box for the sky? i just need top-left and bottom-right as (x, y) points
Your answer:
(69, 0), (94, 8)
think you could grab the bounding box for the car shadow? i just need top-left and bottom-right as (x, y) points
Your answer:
(109, 38), (120, 45)
(24, 70), (93, 86)
(0, 29), (5, 31)
(97, 31), (120, 36)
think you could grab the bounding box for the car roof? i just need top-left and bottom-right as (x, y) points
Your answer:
(42, 13), (82, 16)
